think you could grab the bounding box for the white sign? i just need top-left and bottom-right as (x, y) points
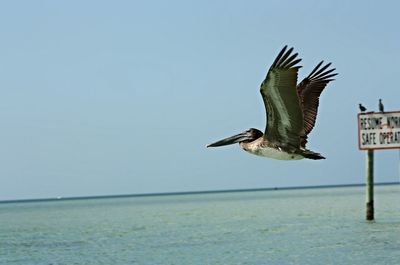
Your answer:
(358, 111), (400, 150)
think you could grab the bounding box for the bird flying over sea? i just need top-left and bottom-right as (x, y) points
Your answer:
(207, 46), (337, 160)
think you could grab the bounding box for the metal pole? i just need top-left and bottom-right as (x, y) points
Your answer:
(366, 149), (374, 221)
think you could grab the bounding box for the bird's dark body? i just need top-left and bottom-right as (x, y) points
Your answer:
(359, 104), (367, 112)
(379, 99), (384, 112)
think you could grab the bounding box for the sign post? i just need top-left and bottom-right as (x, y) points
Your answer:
(366, 150), (374, 220)
(358, 111), (400, 221)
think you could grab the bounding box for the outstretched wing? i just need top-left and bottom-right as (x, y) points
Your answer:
(260, 46), (304, 148)
(297, 61), (337, 147)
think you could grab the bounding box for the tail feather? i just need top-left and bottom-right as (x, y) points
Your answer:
(303, 150), (325, 160)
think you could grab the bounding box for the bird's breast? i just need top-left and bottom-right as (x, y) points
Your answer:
(240, 141), (304, 160)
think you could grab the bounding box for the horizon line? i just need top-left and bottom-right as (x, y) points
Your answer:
(1, 181), (399, 204)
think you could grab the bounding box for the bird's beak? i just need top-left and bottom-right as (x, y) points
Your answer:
(206, 131), (252, 148)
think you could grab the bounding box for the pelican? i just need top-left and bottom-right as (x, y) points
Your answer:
(207, 46), (337, 160)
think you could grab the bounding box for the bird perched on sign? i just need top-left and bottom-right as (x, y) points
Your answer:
(207, 46), (337, 160)
(379, 99), (384, 112)
(359, 104), (367, 113)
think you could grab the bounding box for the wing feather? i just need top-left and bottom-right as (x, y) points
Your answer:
(260, 46), (304, 148)
(297, 61), (338, 147)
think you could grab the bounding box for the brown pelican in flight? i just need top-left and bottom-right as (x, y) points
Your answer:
(207, 46), (337, 160)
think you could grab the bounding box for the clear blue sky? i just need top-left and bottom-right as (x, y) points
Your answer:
(1, 1), (399, 200)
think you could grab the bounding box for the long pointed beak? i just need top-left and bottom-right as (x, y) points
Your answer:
(206, 131), (251, 148)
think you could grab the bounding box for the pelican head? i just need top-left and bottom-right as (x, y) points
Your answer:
(206, 128), (263, 148)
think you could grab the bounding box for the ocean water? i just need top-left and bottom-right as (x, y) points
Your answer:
(1, 185), (399, 265)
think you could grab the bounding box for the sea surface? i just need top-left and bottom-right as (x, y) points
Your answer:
(1, 185), (399, 265)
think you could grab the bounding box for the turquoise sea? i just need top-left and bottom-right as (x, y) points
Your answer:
(1, 185), (399, 265)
